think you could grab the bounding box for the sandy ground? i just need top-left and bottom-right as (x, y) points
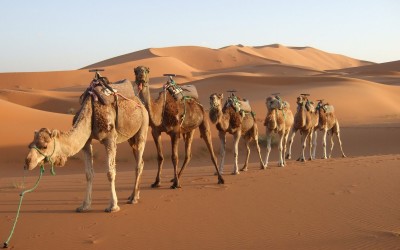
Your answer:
(0, 44), (399, 249)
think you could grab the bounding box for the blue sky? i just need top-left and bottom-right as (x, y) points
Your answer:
(1, 0), (399, 72)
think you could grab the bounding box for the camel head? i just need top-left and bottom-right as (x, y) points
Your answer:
(209, 93), (223, 110)
(134, 66), (150, 92)
(266, 96), (283, 111)
(296, 95), (308, 107)
(25, 128), (65, 171)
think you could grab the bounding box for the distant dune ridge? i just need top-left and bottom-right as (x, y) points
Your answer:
(0, 44), (400, 249)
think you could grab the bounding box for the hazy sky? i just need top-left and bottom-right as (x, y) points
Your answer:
(1, 0), (399, 72)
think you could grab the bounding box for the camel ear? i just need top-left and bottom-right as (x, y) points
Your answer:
(51, 130), (60, 138)
(146, 67), (150, 73)
(218, 93), (223, 99)
(34, 130), (38, 137)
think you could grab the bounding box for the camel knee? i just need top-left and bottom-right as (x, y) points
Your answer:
(86, 171), (94, 182)
(107, 171), (116, 182)
(157, 155), (164, 164)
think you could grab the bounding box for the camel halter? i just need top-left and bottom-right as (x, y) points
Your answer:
(31, 139), (57, 176)
(2, 140), (57, 248)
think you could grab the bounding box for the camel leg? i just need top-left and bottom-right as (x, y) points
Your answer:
(151, 130), (164, 188)
(308, 131), (313, 161)
(104, 137), (120, 212)
(278, 133), (285, 167)
(76, 139), (94, 212)
(232, 131), (241, 175)
(311, 130), (317, 160)
(218, 131), (227, 174)
(200, 121), (224, 184)
(286, 127), (296, 160)
(170, 133), (181, 189)
(264, 130), (272, 169)
(328, 132), (335, 158)
(334, 122), (346, 158)
(298, 132), (308, 162)
(321, 129), (328, 159)
(253, 125), (265, 169)
(282, 130), (290, 166)
(336, 131), (346, 158)
(241, 138), (250, 172)
(177, 130), (195, 178)
(127, 125), (147, 204)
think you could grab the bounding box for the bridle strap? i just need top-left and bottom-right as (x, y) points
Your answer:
(32, 139), (56, 176)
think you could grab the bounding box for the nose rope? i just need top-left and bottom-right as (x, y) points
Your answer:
(3, 139), (57, 248)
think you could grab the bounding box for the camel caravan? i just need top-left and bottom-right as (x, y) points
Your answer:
(23, 66), (346, 212)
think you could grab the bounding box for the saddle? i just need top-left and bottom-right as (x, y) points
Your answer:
(164, 80), (199, 100)
(225, 94), (254, 117)
(80, 78), (136, 105)
(305, 101), (315, 112)
(320, 103), (335, 113)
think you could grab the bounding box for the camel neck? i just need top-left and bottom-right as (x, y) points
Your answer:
(59, 98), (93, 157)
(209, 106), (229, 131)
(139, 82), (163, 126)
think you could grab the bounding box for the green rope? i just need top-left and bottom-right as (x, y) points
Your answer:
(3, 139), (56, 248)
(3, 165), (45, 248)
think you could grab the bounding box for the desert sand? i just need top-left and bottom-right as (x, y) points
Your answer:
(0, 44), (399, 249)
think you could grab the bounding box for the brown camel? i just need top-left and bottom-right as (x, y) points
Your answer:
(209, 93), (264, 174)
(134, 66), (224, 189)
(24, 77), (149, 213)
(316, 100), (346, 158)
(286, 94), (319, 162)
(264, 95), (294, 167)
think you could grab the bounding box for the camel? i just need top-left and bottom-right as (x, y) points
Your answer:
(209, 93), (264, 174)
(134, 66), (224, 189)
(316, 100), (346, 158)
(286, 94), (319, 162)
(263, 95), (294, 167)
(24, 76), (149, 213)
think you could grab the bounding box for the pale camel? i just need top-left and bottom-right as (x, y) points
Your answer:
(24, 79), (149, 213)
(286, 95), (319, 162)
(134, 66), (224, 189)
(209, 93), (264, 174)
(264, 95), (294, 167)
(316, 100), (346, 158)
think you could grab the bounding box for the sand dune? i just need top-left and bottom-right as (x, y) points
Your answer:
(0, 44), (399, 250)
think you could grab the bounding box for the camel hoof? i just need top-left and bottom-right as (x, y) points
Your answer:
(218, 177), (225, 184)
(278, 163), (285, 167)
(321, 156), (327, 159)
(240, 167), (248, 172)
(151, 182), (161, 188)
(342, 154), (347, 158)
(285, 154), (291, 160)
(127, 199), (138, 204)
(170, 184), (182, 189)
(231, 171), (240, 175)
(76, 206), (90, 213)
(105, 206), (120, 213)
(300, 158), (306, 162)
